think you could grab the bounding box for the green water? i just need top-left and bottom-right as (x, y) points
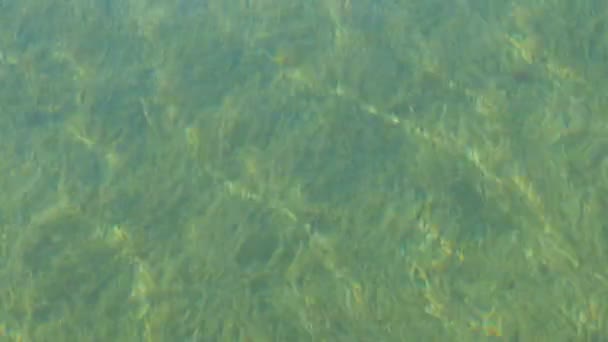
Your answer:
(1, 0), (607, 341)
